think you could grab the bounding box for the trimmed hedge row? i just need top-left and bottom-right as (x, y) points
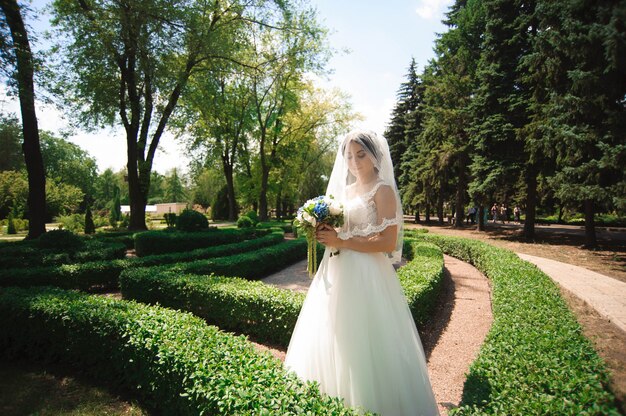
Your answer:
(0, 286), (365, 415)
(397, 239), (445, 328)
(407, 230), (619, 415)
(0, 231), (286, 291)
(141, 238), (309, 281)
(0, 239), (126, 269)
(120, 240), (444, 348)
(134, 227), (271, 256)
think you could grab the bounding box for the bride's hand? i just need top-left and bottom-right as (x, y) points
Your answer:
(315, 223), (341, 247)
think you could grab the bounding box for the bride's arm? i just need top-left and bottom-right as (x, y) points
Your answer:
(316, 185), (398, 253)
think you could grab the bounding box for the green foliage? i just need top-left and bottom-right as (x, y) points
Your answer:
(0, 286), (364, 415)
(211, 185), (230, 221)
(175, 208), (208, 232)
(0, 239), (126, 270)
(84, 206), (95, 234)
(0, 170), (28, 220)
(237, 215), (254, 228)
(163, 212), (177, 228)
(120, 239), (444, 348)
(108, 186), (121, 227)
(55, 213), (85, 233)
(134, 227), (268, 257)
(0, 231), (284, 291)
(36, 229), (84, 250)
(6, 212), (16, 235)
(408, 231), (619, 415)
(156, 239), (308, 281)
(245, 210), (259, 224)
(0, 114), (24, 172)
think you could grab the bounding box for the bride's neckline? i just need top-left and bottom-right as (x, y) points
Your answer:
(348, 179), (385, 198)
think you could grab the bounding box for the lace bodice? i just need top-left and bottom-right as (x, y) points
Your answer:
(337, 180), (399, 240)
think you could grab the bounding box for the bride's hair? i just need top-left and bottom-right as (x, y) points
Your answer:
(341, 131), (381, 165)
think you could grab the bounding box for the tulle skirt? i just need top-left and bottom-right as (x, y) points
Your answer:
(284, 248), (439, 416)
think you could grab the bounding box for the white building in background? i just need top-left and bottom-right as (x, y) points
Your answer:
(120, 203), (187, 216)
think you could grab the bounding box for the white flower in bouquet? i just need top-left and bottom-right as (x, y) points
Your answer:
(293, 195), (344, 277)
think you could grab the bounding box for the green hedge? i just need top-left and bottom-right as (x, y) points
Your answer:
(0, 286), (365, 415)
(0, 239), (126, 269)
(397, 239), (445, 327)
(120, 239), (444, 348)
(134, 228), (271, 256)
(93, 231), (139, 249)
(406, 230), (619, 415)
(0, 231), (286, 292)
(149, 238), (308, 281)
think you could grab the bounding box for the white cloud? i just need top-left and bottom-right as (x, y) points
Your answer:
(416, 0), (452, 20)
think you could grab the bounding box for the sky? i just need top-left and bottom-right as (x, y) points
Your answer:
(0, 0), (452, 175)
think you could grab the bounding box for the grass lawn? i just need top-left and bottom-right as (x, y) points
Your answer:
(0, 358), (148, 416)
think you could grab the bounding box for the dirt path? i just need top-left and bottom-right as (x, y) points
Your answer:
(258, 255), (493, 415)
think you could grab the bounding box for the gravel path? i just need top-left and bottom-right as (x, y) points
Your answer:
(258, 254), (493, 415)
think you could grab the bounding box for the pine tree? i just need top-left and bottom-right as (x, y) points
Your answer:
(532, 0), (626, 247)
(468, 0), (537, 232)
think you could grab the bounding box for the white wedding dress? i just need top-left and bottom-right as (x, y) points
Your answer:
(284, 180), (439, 416)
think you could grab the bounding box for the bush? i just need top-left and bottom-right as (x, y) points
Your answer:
(175, 208), (208, 232)
(0, 286), (364, 415)
(164, 212), (177, 228)
(6, 212), (16, 235)
(55, 214), (85, 234)
(37, 229), (84, 249)
(0, 231), (284, 291)
(407, 230), (619, 415)
(237, 215), (254, 228)
(245, 210), (259, 224)
(134, 228), (270, 257)
(211, 185), (230, 220)
(121, 239), (443, 348)
(84, 206), (95, 234)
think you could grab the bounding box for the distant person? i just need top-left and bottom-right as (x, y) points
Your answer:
(514, 205), (521, 223)
(491, 203), (499, 223)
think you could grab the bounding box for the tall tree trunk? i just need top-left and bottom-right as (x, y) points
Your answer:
(477, 205), (485, 231)
(454, 152), (468, 228)
(523, 166), (537, 240)
(223, 159), (237, 221)
(584, 199), (597, 248)
(1, 0), (46, 239)
(437, 179), (444, 224)
(259, 166), (270, 221)
(275, 190), (282, 219)
(425, 204), (431, 222)
(414, 204), (421, 223)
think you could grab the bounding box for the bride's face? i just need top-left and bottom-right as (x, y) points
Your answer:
(345, 141), (375, 180)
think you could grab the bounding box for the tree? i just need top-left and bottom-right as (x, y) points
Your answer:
(0, 114), (24, 172)
(39, 131), (98, 201)
(530, 0), (626, 247)
(0, 0), (46, 238)
(49, 0), (277, 230)
(179, 63), (254, 220)
(0, 169), (28, 218)
(468, 0), (536, 235)
(248, 9), (331, 221)
(84, 204), (95, 234)
(164, 168), (187, 203)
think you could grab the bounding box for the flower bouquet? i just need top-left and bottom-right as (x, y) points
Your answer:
(294, 195), (344, 278)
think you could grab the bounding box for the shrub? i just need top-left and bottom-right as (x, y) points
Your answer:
(237, 215), (254, 228)
(121, 239), (443, 348)
(164, 212), (177, 228)
(245, 210), (259, 224)
(407, 230), (619, 415)
(6, 212), (16, 235)
(134, 228), (270, 257)
(176, 208), (208, 232)
(0, 286), (364, 415)
(84, 206), (95, 234)
(37, 229), (84, 250)
(0, 231), (284, 291)
(55, 214), (85, 234)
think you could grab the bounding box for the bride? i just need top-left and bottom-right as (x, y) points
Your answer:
(284, 130), (439, 415)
